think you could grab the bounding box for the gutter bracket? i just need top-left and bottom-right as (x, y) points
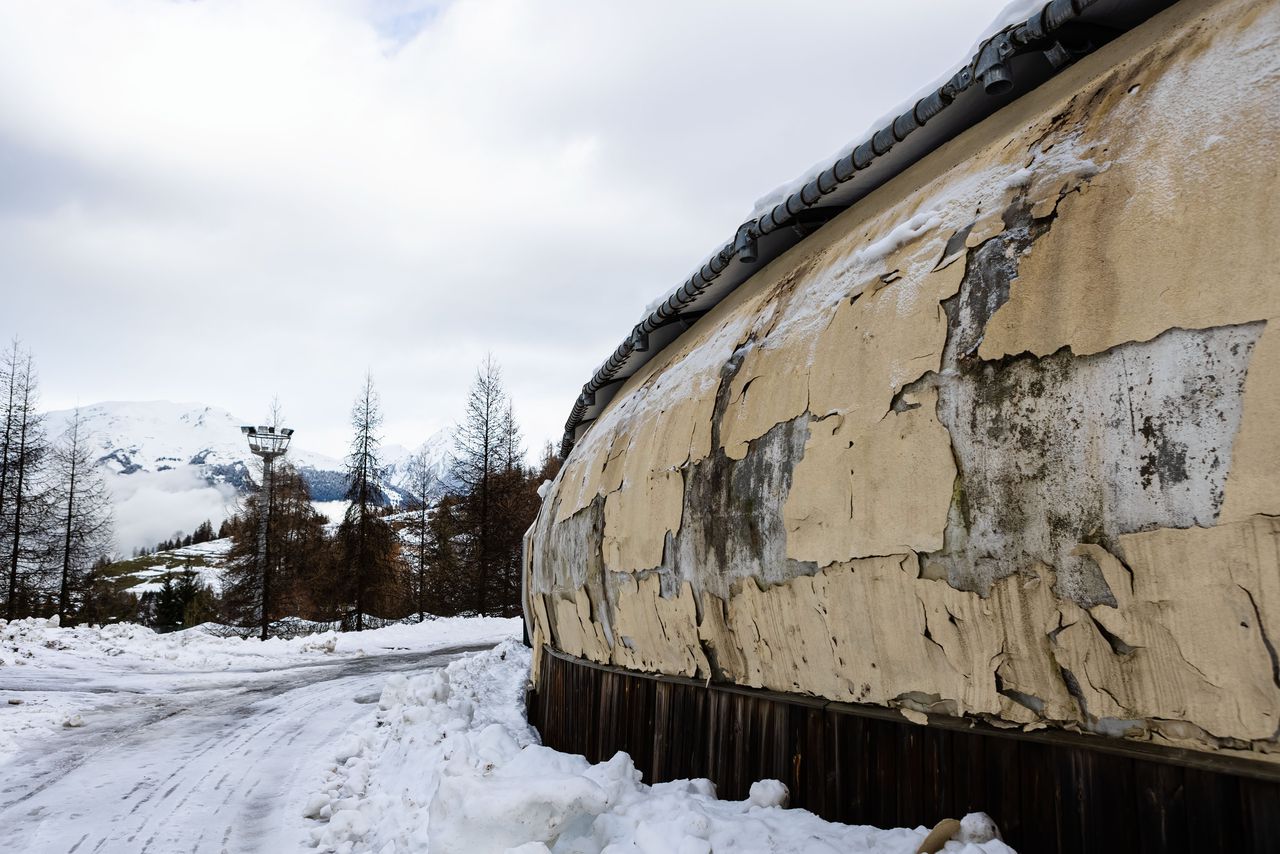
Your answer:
(976, 32), (1016, 95)
(734, 224), (759, 264)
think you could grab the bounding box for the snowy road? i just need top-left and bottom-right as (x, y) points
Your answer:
(0, 643), (494, 854)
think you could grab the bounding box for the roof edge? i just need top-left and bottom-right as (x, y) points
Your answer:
(562, 0), (1171, 457)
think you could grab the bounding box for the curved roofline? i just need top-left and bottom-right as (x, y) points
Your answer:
(561, 0), (1175, 457)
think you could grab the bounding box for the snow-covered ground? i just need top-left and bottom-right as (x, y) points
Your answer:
(0, 615), (520, 762)
(307, 641), (1015, 854)
(0, 616), (520, 853)
(2, 619), (1013, 853)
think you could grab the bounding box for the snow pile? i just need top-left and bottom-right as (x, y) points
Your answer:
(0, 615), (519, 673)
(305, 641), (1017, 854)
(848, 209), (944, 269)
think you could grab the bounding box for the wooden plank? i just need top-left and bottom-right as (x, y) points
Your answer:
(920, 725), (954, 829)
(651, 680), (672, 783)
(532, 649), (1280, 853)
(624, 674), (653, 773)
(1048, 743), (1085, 854)
(821, 709), (846, 822)
(793, 705), (826, 815)
(1134, 753), (1187, 854)
(1182, 766), (1239, 853)
(897, 720), (925, 827)
(982, 731), (1021, 845)
(685, 682), (708, 782)
(850, 712), (873, 825)
(727, 692), (749, 798)
(951, 724), (987, 818)
(1078, 749), (1137, 852)
(833, 709), (867, 825)
(872, 716), (898, 828)
(1240, 774), (1280, 854)
(1014, 738), (1057, 854)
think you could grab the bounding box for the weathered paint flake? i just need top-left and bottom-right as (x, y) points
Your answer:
(611, 575), (709, 678)
(1056, 519), (1280, 741)
(783, 390), (957, 565)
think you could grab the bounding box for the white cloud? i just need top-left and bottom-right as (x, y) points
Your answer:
(105, 466), (239, 553)
(0, 0), (1012, 456)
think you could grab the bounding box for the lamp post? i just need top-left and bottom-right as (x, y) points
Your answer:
(241, 425), (293, 640)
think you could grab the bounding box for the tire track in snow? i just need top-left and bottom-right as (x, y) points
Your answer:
(0, 644), (493, 853)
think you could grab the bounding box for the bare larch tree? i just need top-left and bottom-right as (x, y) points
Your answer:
(49, 408), (113, 622)
(4, 346), (48, 620)
(404, 447), (438, 623)
(450, 355), (506, 615)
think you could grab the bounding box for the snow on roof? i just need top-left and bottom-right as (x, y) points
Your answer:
(748, 0), (1058, 219)
(561, 0), (1174, 457)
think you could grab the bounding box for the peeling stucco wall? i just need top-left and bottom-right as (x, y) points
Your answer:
(526, 0), (1280, 760)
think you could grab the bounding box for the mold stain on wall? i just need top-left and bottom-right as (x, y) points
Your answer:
(907, 194), (1265, 605)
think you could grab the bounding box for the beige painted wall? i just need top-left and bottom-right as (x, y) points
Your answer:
(527, 0), (1280, 760)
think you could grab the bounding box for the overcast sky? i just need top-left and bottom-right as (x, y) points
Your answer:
(0, 0), (1012, 459)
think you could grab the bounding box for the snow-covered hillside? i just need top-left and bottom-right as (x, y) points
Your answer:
(101, 538), (234, 597)
(43, 402), (452, 553)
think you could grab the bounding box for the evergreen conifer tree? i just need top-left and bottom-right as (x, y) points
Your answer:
(154, 576), (183, 629)
(223, 459), (327, 631)
(338, 374), (402, 630)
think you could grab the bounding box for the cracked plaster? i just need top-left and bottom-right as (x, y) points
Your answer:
(525, 0), (1280, 758)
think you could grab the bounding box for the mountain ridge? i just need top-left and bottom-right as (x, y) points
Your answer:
(43, 401), (452, 551)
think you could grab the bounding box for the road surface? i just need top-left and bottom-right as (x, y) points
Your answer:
(0, 643), (491, 853)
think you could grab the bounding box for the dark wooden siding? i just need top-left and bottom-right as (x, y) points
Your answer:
(530, 648), (1280, 853)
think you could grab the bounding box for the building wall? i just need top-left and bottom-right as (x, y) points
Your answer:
(527, 0), (1280, 760)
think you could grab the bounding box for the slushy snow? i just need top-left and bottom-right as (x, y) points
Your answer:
(305, 641), (1017, 854)
(0, 615), (520, 764)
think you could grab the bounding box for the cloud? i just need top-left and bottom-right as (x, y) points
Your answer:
(106, 467), (239, 553)
(0, 0), (1012, 457)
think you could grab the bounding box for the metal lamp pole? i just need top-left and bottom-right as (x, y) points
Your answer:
(241, 425), (294, 640)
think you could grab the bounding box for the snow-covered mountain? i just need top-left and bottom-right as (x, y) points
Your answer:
(380, 431), (454, 500)
(46, 401), (346, 491)
(44, 402), (452, 553)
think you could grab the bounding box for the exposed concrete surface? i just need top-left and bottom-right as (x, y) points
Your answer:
(923, 315), (1262, 605)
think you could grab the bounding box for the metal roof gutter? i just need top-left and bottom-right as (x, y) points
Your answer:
(562, 0), (1176, 457)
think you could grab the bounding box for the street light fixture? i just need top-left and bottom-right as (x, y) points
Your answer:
(242, 425), (293, 459)
(241, 425), (293, 640)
